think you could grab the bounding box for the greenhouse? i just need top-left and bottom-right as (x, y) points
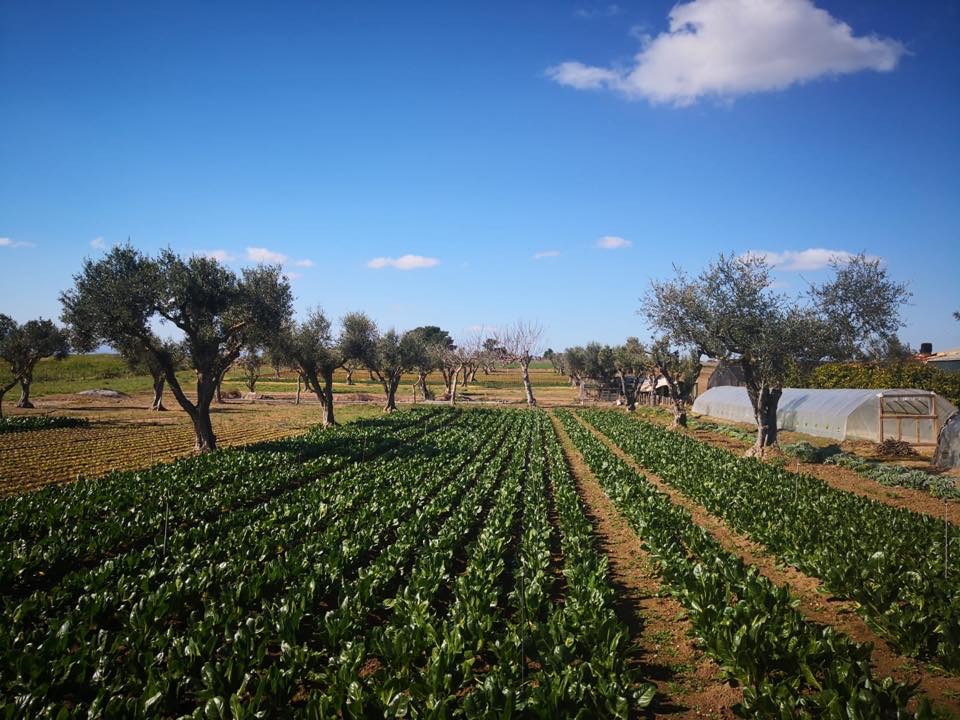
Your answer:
(691, 386), (958, 445)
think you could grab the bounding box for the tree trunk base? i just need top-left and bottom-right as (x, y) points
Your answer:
(745, 443), (779, 459)
(16, 400), (34, 409)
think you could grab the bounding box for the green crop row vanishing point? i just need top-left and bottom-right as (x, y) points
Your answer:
(580, 408), (960, 672)
(555, 409), (926, 719)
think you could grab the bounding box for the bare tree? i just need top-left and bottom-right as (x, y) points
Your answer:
(499, 321), (544, 407)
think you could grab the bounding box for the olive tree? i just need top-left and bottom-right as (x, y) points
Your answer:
(563, 346), (587, 388)
(498, 321), (544, 407)
(648, 337), (701, 427)
(340, 312), (425, 412)
(613, 337), (647, 411)
(407, 325), (453, 400)
(0, 315), (70, 414)
(238, 347), (263, 395)
(61, 245), (292, 452)
(114, 335), (183, 411)
(276, 309), (342, 426)
(439, 335), (482, 406)
(644, 253), (908, 456)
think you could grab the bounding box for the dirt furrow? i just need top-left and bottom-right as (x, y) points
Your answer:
(549, 412), (741, 719)
(574, 411), (960, 717)
(622, 407), (960, 527)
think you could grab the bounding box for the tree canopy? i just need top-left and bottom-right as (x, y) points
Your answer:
(61, 244), (292, 451)
(0, 314), (69, 414)
(644, 252), (909, 453)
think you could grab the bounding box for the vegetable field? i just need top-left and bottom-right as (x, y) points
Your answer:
(1, 406), (955, 717)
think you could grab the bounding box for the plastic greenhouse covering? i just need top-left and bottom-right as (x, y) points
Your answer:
(691, 387), (958, 444)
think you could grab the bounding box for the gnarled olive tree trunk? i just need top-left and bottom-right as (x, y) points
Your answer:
(164, 367), (218, 453)
(16, 376), (33, 409)
(520, 360), (536, 407)
(416, 370), (434, 400)
(382, 377), (401, 412)
(151, 375), (167, 411)
(0, 380), (16, 419)
(321, 368), (336, 426)
(742, 358), (782, 456)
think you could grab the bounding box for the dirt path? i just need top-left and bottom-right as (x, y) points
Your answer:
(620, 406), (960, 527)
(548, 412), (741, 719)
(572, 411), (960, 718)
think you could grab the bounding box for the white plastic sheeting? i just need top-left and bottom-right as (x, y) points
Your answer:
(691, 387), (958, 443)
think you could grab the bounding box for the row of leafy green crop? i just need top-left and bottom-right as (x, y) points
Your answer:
(1, 408), (514, 717)
(689, 416), (958, 500)
(0, 415), (89, 434)
(824, 452), (960, 500)
(556, 409), (923, 718)
(0, 408), (444, 594)
(583, 408), (960, 672)
(304, 409), (652, 718)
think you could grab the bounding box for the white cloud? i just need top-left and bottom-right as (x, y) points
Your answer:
(548, 0), (905, 105)
(597, 235), (631, 250)
(743, 248), (873, 271)
(533, 250), (561, 259)
(0, 237), (34, 249)
(90, 236), (106, 249)
(197, 249), (235, 262)
(293, 258), (314, 268)
(284, 271), (302, 282)
(246, 246), (288, 264)
(367, 254), (440, 270)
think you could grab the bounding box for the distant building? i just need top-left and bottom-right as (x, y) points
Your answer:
(694, 359), (745, 397)
(916, 344), (960, 374)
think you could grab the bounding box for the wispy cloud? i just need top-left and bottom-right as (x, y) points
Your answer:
(367, 254), (440, 271)
(0, 237), (34, 249)
(744, 248), (875, 272)
(575, 4), (620, 18)
(548, 0), (905, 106)
(533, 250), (561, 260)
(293, 258), (314, 268)
(246, 246), (288, 264)
(284, 271), (302, 282)
(90, 236), (106, 249)
(597, 235), (631, 250)
(197, 249), (235, 262)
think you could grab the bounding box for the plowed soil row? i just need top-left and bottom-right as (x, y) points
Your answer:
(574, 411), (960, 718)
(549, 413), (741, 719)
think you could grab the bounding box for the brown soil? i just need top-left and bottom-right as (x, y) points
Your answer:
(0, 396), (381, 495)
(625, 406), (960, 527)
(574, 412), (960, 718)
(549, 412), (741, 719)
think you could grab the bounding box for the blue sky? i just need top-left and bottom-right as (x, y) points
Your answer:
(2, 0), (958, 352)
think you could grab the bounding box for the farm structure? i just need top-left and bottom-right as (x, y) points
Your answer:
(693, 386), (957, 445)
